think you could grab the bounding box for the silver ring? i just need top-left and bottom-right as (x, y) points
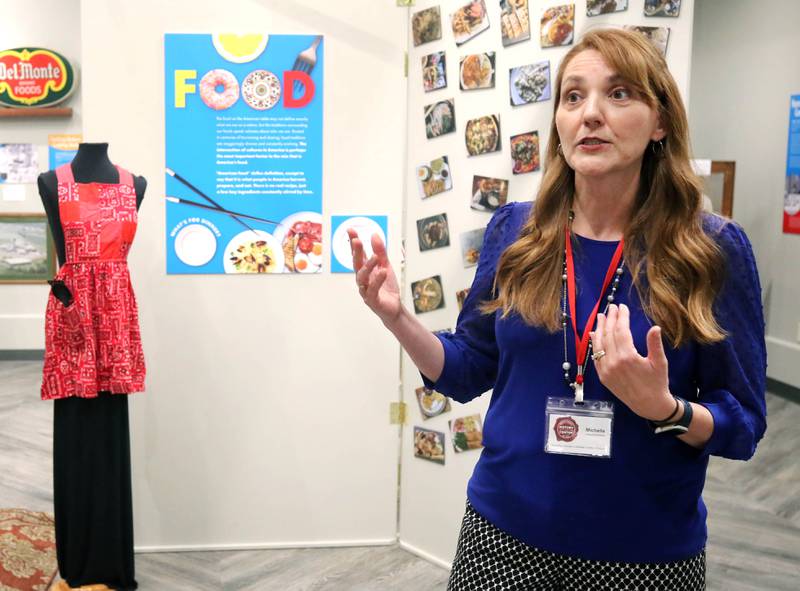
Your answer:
(591, 350), (606, 361)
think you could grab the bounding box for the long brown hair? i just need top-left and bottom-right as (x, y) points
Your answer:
(484, 28), (726, 347)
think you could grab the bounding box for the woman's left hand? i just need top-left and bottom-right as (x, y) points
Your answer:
(590, 303), (676, 421)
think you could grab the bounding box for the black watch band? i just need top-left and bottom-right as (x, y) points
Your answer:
(650, 397), (693, 435)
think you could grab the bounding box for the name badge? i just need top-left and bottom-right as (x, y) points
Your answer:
(544, 397), (614, 458)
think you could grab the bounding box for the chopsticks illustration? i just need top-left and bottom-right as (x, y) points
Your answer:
(165, 196), (283, 228)
(166, 167), (259, 234)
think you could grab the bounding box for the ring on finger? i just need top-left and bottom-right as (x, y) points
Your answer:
(591, 349), (606, 361)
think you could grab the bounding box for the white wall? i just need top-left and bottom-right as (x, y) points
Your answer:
(689, 0), (800, 388)
(0, 0), (83, 350)
(80, 0), (407, 549)
(399, 0), (696, 566)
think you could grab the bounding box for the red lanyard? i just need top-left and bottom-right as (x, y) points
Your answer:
(564, 227), (624, 386)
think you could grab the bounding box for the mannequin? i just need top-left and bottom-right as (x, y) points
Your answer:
(38, 143), (146, 591)
(38, 143), (146, 265)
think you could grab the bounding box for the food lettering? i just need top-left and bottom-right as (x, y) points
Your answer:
(174, 68), (315, 110)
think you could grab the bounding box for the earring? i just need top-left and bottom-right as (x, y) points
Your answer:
(557, 143), (563, 155)
(651, 140), (665, 156)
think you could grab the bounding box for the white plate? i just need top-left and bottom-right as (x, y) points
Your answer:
(332, 216), (387, 272)
(222, 229), (284, 274)
(174, 223), (217, 267)
(272, 211), (324, 273)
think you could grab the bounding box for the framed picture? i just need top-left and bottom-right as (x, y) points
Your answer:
(0, 213), (55, 284)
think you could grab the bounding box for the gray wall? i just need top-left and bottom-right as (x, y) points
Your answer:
(689, 0), (800, 387)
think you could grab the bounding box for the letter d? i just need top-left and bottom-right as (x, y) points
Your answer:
(283, 71), (315, 108)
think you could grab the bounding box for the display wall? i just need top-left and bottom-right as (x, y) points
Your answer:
(398, 0), (696, 567)
(80, 0), (407, 550)
(0, 0), (83, 350)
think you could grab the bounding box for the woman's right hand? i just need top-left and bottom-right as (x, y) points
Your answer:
(348, 229), (402, 326)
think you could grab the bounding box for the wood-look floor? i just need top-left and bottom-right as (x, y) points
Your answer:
(2, 360), (798, 590)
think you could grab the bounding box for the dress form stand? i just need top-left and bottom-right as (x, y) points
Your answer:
(38, 143), (146, 591)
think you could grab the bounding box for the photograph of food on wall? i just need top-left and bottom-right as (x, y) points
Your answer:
(540, 4), (575, 48)
(510, 61), (551, 106)
(451, 0), (490, 46)
(422, 51), (447, 92)
(471, 176), (509, 212)
(425, 99), (456, 139)
(460, 52), (495, 90)
(412, 6), (443, 46)
(465, 114), (501, 156)
(417, 213), (451, 252)
(417, 156), (452, 199)
(511, 131), (540, 174)
(500, 0), (531, 46)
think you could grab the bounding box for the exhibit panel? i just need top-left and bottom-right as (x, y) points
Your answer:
(79, 0), (407, 550)
(398, 0), (697, 566)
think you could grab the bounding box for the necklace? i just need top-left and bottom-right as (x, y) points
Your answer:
(561, 214), (625, 401)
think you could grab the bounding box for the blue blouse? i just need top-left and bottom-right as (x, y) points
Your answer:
(423, 201), (767, 563)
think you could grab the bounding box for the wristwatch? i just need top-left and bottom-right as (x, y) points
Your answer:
(650, 396), (693, 435)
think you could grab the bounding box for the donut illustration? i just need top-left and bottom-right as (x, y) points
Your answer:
(199, 69), (239, 110)
(241, 69), (281, 110)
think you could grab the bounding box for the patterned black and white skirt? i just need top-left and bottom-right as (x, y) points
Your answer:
(448, 502), (705, 591)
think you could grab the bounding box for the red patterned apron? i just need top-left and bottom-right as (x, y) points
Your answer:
(41, 164), (146, 400)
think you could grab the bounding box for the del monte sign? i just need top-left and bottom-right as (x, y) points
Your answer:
(0, 48), (76, 108)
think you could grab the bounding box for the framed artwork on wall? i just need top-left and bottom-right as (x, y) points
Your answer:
(0, 213), (56, 284)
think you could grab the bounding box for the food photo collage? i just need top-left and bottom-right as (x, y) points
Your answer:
(407, 0), (682, 465)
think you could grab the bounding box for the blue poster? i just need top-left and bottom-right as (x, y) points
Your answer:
(164, 34), (324, 273)
(784, 94), (800, 234)
(48, 134), (81, 170)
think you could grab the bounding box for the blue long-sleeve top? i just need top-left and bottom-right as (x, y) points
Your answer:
(423, 201), (767, 563)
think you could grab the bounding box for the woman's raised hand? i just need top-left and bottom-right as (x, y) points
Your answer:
(348, 229), (402, 326)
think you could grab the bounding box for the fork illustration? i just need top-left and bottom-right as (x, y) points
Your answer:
(292, 35), (323, 96)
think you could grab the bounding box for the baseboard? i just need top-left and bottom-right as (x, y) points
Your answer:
(767, 377), (800, 405)
(765, 336), (800, 390)
(398, 540), (452, 570)
(135, 537), (397, 554)
(0, 349), (43, 361)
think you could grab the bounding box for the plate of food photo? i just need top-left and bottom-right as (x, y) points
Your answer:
(425, 99), (456, 139)
(460, 53), (495, 90)
(412, 275), (445, 314)
(465, 115), (500, 156)
(510, 62), (551, 105)
(540, 4), (575, 48)
(223, 230), (284, 274)
(412, 6), (443, 46)
(272, 211), (323, 273)
(417, 214), (450, 251)
(451, 0), (490, 46)
(415, 386), (451, 418)
(511, 131), (540, 174)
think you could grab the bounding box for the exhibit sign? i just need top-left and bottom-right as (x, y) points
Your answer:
(0, 48), (76, 108)
(164, 34), (324, 274)
(784, 94), (800, 235)
(48, 134), (81, 169)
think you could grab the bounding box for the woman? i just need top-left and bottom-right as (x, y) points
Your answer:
(349, 29), (766, 590)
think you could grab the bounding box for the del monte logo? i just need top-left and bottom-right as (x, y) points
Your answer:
(0, 48), (76, 108)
